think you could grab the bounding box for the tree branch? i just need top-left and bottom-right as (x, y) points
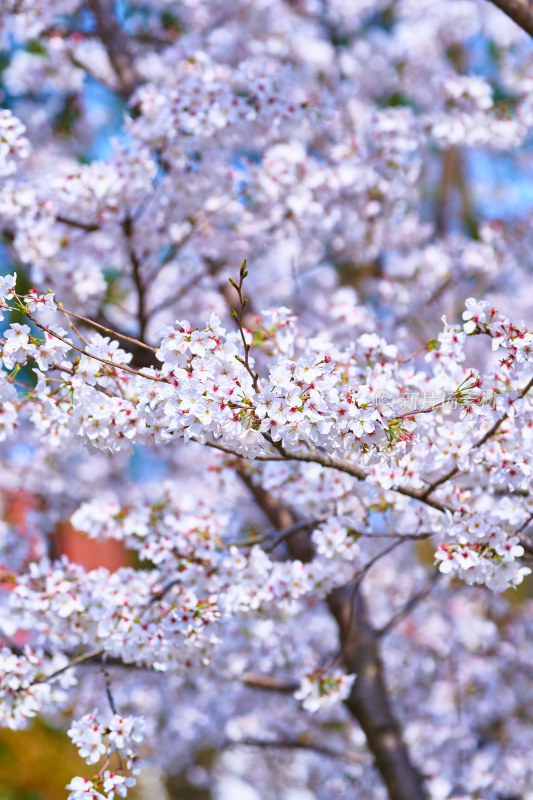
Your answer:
(484, 0), (533, 38)
(122, 215), (148, 341)
(238, 470), (315, 562)
(59, 305), (156, 354)
(56, 215), (100, 232)
(231, 736), (366, 766)
(87, 0), (138, 97)
(242, 671), (300, 693)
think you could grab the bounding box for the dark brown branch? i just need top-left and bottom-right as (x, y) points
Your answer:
(87, 0), (138, 97)
(262, 437), (451, 514)
(233, 736), (366, 765)
(145, 214), (199, 285)
(101, 654), (118, 715)
(227, 521), (434, 550)
(56, 215), (100, 232)
(225, 518), (322, 549)
(351, 539), (406, 583)
(238, 471), (315, 563)
(485, 0), (533, 37)
(203, 436), (452, 517)
(122, 215), (148, 341)
(264, 519), (321, 552)
(204, 439), (284, 461)
(92, 314), (158, 370)
(242, 671), (300, 693)
(435, 148), (460, 237)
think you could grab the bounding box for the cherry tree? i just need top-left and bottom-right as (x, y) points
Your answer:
(1, 2), (533, 799)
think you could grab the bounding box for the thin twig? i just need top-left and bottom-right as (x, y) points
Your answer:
(230, 736), (366, 765)
(30, 647), (105, 686)
(24, 309), (171, 384)
(146, 270), (205, 319)
(421, 375), (533, 499)
(102, 654), (118, 716)
(377, 572), (441, 638)
(204, 438), (284, 461)
(230, 261), (260, 393)
(58, 305), (157, 353)
(352, 539), (408, 584)
(146, 578), (182, 606)
(516, 511), (533, 536)
(264, 520), (320, 552)
(59, 307), (91, 348)
(48, 363), (115, 398)
(56, 215), (100, 232)
(242, 671), (300, 693)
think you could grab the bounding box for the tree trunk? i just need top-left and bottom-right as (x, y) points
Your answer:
(239, 472), (429, 800)
(328, 587), (428, 800)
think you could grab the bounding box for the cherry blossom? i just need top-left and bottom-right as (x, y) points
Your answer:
(1, 1), (533, 799)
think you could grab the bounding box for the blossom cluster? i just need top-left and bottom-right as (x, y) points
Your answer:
(0, 646), (76, 729)
(65, 710), (144, 800)
(0, 289), (530, 600)
(435, 511), (530, 592)
(0, 109), (30, 177)
(131, 55), (318, 146)
(294, 669), (356, 713)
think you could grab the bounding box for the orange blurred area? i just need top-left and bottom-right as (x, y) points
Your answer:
(55, 522), (129, 572)
(3, 492), (130, 572)
(3, 491), (31, 532)
(0, 497), (131, 799)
